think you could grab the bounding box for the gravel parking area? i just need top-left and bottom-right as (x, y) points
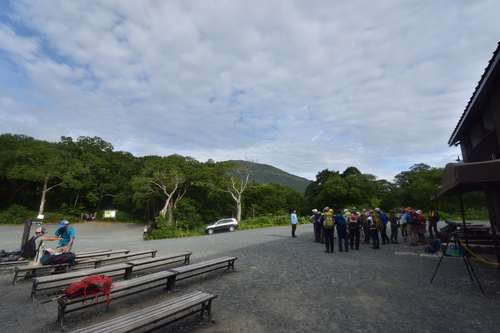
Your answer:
(1, 222), (500, 332)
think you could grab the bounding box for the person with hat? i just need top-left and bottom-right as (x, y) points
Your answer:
(323, 207), (335, 253)
(311, 209), (323, 243)
(348, 211), (361, 250)
(368, 210), (380, 249)
(335, 209), (349, 252)
(52, 219), (76, 252)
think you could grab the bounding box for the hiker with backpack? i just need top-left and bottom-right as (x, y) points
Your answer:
(323, 207), (335, 253)
(311, 209), (323, 243)
(428, 208), (440, 239)
(389, 210), (400, 244)
(348, 211), (361, 250)
(335, 210), (349, 252)
(368, 211), (380, 249)
(0, 226), (47, 262)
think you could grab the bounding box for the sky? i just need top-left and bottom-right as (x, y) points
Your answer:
(0, 1), (499, 181)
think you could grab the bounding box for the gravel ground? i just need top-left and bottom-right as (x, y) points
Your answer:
(1, 222), (500, 333)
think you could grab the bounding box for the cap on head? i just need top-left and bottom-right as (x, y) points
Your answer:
(312, 209), (318, 213)
(59, 219), (70, 227)
(375, 208), (380, 212)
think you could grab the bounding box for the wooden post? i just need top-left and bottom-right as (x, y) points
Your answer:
(486, 188), (500, 268)
(20, 219), (32, 249)
(460, 194), (468, 247)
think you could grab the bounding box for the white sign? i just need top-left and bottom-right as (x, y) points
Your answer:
(103, 210), (117, 219)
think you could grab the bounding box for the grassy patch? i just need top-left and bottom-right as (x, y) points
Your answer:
(147, 225), (205, 240)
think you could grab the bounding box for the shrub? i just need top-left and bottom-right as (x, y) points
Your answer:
(147, 225), (204, 240)
(0, 205), (36, 224)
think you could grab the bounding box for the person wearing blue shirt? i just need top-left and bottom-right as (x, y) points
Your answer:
(54, 219), (76, 252)
(290, 210), (298, 237)
(334, 210), (349, 252)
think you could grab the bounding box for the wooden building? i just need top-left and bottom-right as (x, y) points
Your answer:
(441, 42), (500, 261)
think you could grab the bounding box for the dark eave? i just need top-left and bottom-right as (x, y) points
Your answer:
(448, 42), (500, 146)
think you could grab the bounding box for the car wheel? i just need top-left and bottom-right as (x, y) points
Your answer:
(207, 229), (214, 235)
(229, 226), (235, 232)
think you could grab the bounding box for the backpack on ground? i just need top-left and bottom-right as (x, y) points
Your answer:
(63, 275), (113, 304)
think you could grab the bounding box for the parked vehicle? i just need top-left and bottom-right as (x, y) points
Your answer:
(205, 218), (238, 234)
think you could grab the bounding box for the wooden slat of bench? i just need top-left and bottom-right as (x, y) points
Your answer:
(171, 256), (236, 274)
(70, 291), (216, 333)
(128, 252), (191, 266)
(76, 249), (130, 260)
(94, 250), (157, 267)
(76, 249), (112, 256)
(63, 271), (176, 306)
(35, 263), (131, 284)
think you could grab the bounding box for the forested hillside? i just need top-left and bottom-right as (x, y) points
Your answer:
(0, 134), (488, 232)
(228, 160), (311, 193)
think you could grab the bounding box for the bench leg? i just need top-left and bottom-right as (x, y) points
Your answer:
(30, 282), (37, 300)
(12, 270), (19, 285)
(206, 300), (213, 320)
(124, 266), (133, 280)
(200, 302), (206, 319)
(229, 260), (236, 271)
(57, 304), (66, 328)
(152, 250), (157, 258)
(184, 255), (190, 265)
(166, 276), (176, 291)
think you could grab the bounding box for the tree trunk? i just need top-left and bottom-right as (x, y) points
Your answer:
(236, 199), (242, 222)
(167, 206), (174, 226)
(73, 191), (80, 208)
(159, 198), (169, 218)
(38, 176), (48, 217)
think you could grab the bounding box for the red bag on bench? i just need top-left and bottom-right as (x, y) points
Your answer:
(64, 275), (113, 304)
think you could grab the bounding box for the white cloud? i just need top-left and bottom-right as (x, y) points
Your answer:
(0, 0), (498, 180)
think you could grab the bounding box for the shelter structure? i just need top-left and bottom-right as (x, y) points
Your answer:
(441, 42), (500, 263)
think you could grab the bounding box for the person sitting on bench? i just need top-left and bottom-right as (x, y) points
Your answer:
(0, 227), (47, 262)
(44, 219), (76, 253)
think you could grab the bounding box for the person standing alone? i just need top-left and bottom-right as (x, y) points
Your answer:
(290, 210), (298, 237)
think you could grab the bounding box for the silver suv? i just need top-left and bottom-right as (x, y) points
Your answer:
(205, 218), (238, 234)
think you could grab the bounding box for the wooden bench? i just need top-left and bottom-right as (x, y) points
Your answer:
(12, 250), (131, 283)
(1, 249), (113, 271)
(13, 259), (98, 284)
(127, 252), (191, 273)
(57, 270), (178, 326)
(93, 249), (157, 268)
(68, 290), (216, 332)
(168, 256), (237, 288)
(31, 263), (133, 300)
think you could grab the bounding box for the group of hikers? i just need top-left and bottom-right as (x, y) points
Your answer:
(290, 207), (440, 253)
(0, 219), (77, 265)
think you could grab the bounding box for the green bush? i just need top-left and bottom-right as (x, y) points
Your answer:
(0, 205), (36, 224)
(239, 215), (292, 230)
(147, 225), (204, 240)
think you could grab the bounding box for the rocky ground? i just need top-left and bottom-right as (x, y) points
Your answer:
(1, 222), (500, 332)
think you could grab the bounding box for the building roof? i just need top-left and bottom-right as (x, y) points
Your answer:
(448, 42), (500, 146)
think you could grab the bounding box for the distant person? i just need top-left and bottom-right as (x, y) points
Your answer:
(368, 211), (380, 249)
(45, 219), (76, 252)
(376, 208), (390, 245)
(416, 210), (426, 243)
(408, 209), (419, 246)
(389, 210), (399, 244)
(323, 207), (335, 253)
(311, 209), (323, 242)
(290, 210), (298, 238)
(335, 210), (349, 252)
(348, 211), (361, 250)
(360, 209), (370, 244)
(400, 208), (409, 241)
(428, 208), (440, 239)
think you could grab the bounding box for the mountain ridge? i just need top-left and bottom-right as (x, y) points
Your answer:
(226, 160), (311, 193)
